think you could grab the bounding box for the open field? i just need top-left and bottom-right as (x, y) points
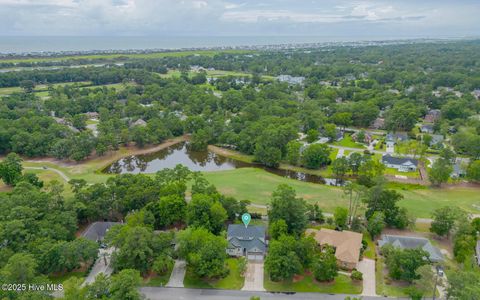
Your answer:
(0, 49), (255, 64)
(0, 81), (132, 97)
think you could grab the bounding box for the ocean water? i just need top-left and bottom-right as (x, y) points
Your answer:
(0, 35), (407, 54)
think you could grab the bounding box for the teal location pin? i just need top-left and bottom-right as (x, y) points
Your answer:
(241, 213), (251, 228)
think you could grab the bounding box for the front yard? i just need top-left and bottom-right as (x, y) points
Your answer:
(264, 271), (362, 294)
(183, 258), (245, 290)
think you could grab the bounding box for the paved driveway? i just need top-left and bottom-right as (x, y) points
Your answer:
(242, 261), (265, 291)
(166, 260), (186, 288)
(83, 248), (114, 286)
(357, 258), (376, 297)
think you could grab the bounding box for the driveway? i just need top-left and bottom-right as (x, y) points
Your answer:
(166, 260), (186, 288)
(241, 261), (265, 291)
(357, 258), (376, 297)
(83, 248), (114, 286)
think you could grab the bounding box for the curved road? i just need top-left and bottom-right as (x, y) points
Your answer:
(24, 166), (70, 182)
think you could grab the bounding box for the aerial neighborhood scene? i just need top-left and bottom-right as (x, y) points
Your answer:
(0, 1), (480, 300)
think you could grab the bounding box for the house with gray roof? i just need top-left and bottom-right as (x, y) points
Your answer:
(227, 224), (266, 261)
(451, 161), (467, 179)
(82, 222), (122, 242)
(381, 154), (418, 172)
(378, 234), (444, 262)
(430, 134), (444, 147)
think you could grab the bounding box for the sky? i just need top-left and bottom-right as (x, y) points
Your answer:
(0, 0), (479, 37)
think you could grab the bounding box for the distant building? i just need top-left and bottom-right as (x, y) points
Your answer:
(382, 154), (418, 172)
(451, 160), (467, 179)
(85, 112), (100, 119)
(424, 109), (441, 123)
(472, 89), (480, 100)
(82, 222), (122, 242)
(226, 224), (266, 261)
(378, 234), (444, 262)
(386, 132), (409, 143)
(352, 131), (372, 144)
(429, 134), (444, 147)
(420, 124), (434, 134)
(306, 228), (363, 270)
(277, 75), (305, 85)
(132, 119), (147, 127)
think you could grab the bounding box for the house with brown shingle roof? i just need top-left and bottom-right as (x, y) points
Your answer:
(306, 228), (363, 270)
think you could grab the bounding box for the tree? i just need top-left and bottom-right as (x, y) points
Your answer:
(265, 235), (302, 281)
(1, 253), (37, 283)
(301, 143), (331, 169)
(20, 80), (35, 93)
(348, 152), (364, 175)
(447, 270), (480, 299)
(382, 246), (429, 282)
(312, 246), (338, 282)
(430, 206), (466, 237)
(152, 254), (174, 275)
(21, 173), (44, 188)
(85, 273), (111, 299)
(63, 277), (87, 300)
(268, 184), (307, 236)
(150, 194), (186, 228)
(0, 152), (23, 186)
(186, 193), (227, 235)
(285, 140), (302, 165)
(429, 159), (453, 187)
(343, 183), (366, 226)
(109, 269), (142, 300)
(306, 203), (324, 223)
(331, 157), (350, 183)
(177, 228), (227, 278)
(467, 160), (480, 182)
(323, 123), (337, 141)
(269, 219), (288, 240)
(367, 211), (385, 239)
(306, 129), (319, 143)
(453, 233), (476, 263)
(333, 207), (348, 229)
(412, 265), (437, 298)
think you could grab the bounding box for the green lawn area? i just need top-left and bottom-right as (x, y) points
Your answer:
(264, 271), (362, 294)
(362, 234), (376, 260)
(183, 258), (245, 290)
(333, 134), (365, 149)
(48, 271), (86, 284)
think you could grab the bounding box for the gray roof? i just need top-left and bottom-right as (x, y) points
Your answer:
(378, 234), (444, 262)
(382, 154), (418, 167)
(82, 222), (122, 242)
(386, 132), (408, 142)
(227, 224), (266, 253)
(430, 134), (444, 145)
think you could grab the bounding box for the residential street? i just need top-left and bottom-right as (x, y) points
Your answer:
(140, 287), (386, 300)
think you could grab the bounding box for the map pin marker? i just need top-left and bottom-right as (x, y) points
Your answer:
(242, 213), (251, 228)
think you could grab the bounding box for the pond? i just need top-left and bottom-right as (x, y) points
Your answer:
(103, 142), (337, 185)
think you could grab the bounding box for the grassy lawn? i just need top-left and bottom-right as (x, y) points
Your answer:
(264, 271), (362, 294)
(183, 258), (245, 290)
(384, 167), (420, 179)
(48, 271), (86, 284)
(141, 264), (174, 287)
(333, 134), (365, 149)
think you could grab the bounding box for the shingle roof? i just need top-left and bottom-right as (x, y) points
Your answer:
(378, 234), (444, 262)
(306, 228), (363, 266)
(82, 221), (122, 242)
(227, 225), (266, 253)
(382, 154), (418, 167)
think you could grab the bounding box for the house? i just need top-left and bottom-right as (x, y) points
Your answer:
(382, 154), (418, 172)
(277, 75), (305, 85)
(424, 109), (441, 123)
(451, 160), (467, 178)
(386, 132), (409, 143)
(85, 112), (99, 119)
(132, 119), (147, 127)
(472, 89), (480, 100)
(335, 130), (344, 141)
(226, 224), (266, 261)
(306, 228), (363, 270)
(420, 124), (434, 134)
(352, 131), (372, 144)
(82, 222), (122, 243)
(430, 134), (444, 147)
(378, 234), (444, 262)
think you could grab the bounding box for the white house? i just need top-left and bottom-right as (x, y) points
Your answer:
(381, 154), (418, 172)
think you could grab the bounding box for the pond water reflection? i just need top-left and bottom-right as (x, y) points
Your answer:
(103, 142), (334, 185)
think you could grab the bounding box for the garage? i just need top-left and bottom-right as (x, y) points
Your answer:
(247, 252), (264, 261)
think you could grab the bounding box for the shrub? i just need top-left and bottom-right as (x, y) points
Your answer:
(351, 270), (363, 281)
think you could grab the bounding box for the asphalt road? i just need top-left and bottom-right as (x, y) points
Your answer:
(140, 287), (390, 300)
